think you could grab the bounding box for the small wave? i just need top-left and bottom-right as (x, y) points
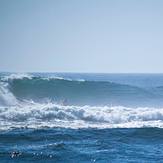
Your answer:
(1, 102), (163, 130)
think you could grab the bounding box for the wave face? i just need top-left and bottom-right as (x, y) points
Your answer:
(1, 73), (163, 130)
(0, 73), (162, 106)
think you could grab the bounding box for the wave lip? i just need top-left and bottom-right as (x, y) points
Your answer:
(1, 103), (163, 130)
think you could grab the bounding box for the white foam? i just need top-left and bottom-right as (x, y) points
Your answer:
(1, 102), (163, 130)
(0, 82), (18, 106)
(41, 76), (71, 81)
(41, 76), (85, 82)
(2, 73), (33, 81)
(2, 73), (85, 82)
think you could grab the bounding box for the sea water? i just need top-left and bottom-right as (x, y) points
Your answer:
(0, 73), (163, 162)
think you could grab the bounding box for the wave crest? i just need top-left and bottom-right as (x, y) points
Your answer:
(2, 73), (33, 81)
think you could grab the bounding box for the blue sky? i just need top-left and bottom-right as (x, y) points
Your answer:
(0, 0), (163, 73)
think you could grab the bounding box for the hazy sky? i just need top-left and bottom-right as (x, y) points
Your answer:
(0, 0), (163, 73)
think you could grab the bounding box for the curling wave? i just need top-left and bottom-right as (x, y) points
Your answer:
(1, 73), (163, 130)
(0, 73), (157, 106)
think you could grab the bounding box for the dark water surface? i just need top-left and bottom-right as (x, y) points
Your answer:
(1, 128), (163, 163)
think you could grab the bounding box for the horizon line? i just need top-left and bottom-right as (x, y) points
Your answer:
(1, 71), (163, 74)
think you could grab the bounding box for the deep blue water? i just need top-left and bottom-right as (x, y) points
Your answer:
(1, 128), (163, 163)
(0, 73), (163, 162)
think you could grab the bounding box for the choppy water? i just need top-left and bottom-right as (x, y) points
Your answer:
(0, 73), (163, 162)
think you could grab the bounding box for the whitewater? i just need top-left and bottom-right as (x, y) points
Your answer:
(1, 73), (163, 130)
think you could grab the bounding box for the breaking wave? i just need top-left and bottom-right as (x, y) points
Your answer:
(0, 73), (157, 106)
(1, 102), (163, 130)
(1, 73), (163, 130)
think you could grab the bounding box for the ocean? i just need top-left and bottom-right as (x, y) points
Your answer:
(0, 73), (163, 162)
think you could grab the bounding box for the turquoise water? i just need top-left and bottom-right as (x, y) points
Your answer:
(0, 73), (163, 162)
